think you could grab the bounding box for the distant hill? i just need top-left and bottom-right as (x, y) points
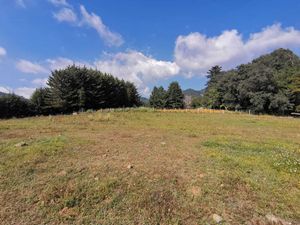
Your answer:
(140, 97), (149, 105)
(0, 92), (8, 97)
(183, 89), (204, 97)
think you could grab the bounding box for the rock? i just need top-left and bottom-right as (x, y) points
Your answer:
(94, 177), (99, 181)
(212, 214), (223, 223)
(161, 142), (166, 146)
(127, 164), (133, 169)
(265, 214), (291, 225)
(57, 170), (67, 176)
(72, 112), (78, 115)
(15, 141), (28, 147)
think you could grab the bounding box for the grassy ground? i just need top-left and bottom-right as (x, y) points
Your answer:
(0, 109), (299, 225)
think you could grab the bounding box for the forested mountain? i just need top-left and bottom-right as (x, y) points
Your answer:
(200, 48), (300, 114)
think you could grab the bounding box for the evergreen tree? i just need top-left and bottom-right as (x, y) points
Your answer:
(30, 88), (51, 115)
(126, 81), (141, 107)
(166, 82), (184, 109)
(149, 86), (167, 108)
(0, 94), (33, 118)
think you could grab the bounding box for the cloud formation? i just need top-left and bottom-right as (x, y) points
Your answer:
(32, 78), (48, 87)
(14, 87), (36, 99)
(53, 8), (77, 23)
(174, 24), (300, 76)
(94, 51), (179, 95)
(16, 59), (48, 74)
(79, 5), (124, 47)
(0, 86), (10, 94)
(12, 23), (300, 97)
(48, 0), (70, 7)
(50, 1), (124, 47)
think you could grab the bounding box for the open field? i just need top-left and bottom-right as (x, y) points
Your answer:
(0, 109), (299, 225)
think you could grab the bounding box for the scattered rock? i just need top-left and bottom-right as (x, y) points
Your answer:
(94, 177), (99, 181)
(212, 214), (223, 223)
(199, 173), (205, 178)
(189, 186), (201, 197)
(57, 170), (67, 176)
(127, 164), (133, 169)
(161, 142), (166, 146)
(265, 214), (291, 225)
(72, 112), (78, 115)
(15, 141), (28, 147)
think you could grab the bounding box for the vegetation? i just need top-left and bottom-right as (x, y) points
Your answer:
(0, 110), (299, 224)
(149, 81), (184, 109)
(0, 66), (141, 118)
(0, 94), (33, 118)
(198, 49), (300, 114)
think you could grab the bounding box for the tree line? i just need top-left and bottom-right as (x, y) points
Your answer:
(192, 49), (300, 114)
(0, 66), (141, 118)
(1, 48), (299, 118)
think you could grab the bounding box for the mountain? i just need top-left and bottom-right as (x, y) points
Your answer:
(183, 89), (204, 97)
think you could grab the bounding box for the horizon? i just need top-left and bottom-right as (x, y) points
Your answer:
(1, 0), (300, 98)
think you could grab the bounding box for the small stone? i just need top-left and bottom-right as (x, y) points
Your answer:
(58, 170), (67, 176)
(72, 112), (78, 115)
(15, 141), (28, 147)
(94, 177), (99, 181)
(212, 214), (223, 223)
(265, 214), (291, 225)
(161, 142), (166, 146)
(127, 164), (133, 169)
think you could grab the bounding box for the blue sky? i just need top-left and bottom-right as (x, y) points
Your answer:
(1, 0), (300, 98)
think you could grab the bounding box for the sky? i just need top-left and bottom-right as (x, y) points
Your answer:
(1, 0), (300, 98)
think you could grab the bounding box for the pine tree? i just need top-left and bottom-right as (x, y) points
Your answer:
(126, 81), (141, 107)
(166, 82), (184, 109)
(149, 86), (167, 108)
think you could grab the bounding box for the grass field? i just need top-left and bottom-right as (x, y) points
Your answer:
(0, 109), (299, 225)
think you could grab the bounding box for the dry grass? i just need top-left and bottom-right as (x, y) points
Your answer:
(0, 109), (299, 224)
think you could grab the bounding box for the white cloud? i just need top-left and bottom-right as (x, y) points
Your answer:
(25, 51), (178, 96)
(16, 59), (48, 74)
(53, 8), (77, 23)
(80, 5), (124, 47)
(14, 87), (36, 99)
(48, 0), (70, 7)
(0, 86), (10, 94)
(0, 46), (6, 57)
(32, 78), (48, 87)
(174, 23), (300, 76)
(46, 57), (93, 71)
(94, 51), (179, 95)
(16, 0), (26, 8)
